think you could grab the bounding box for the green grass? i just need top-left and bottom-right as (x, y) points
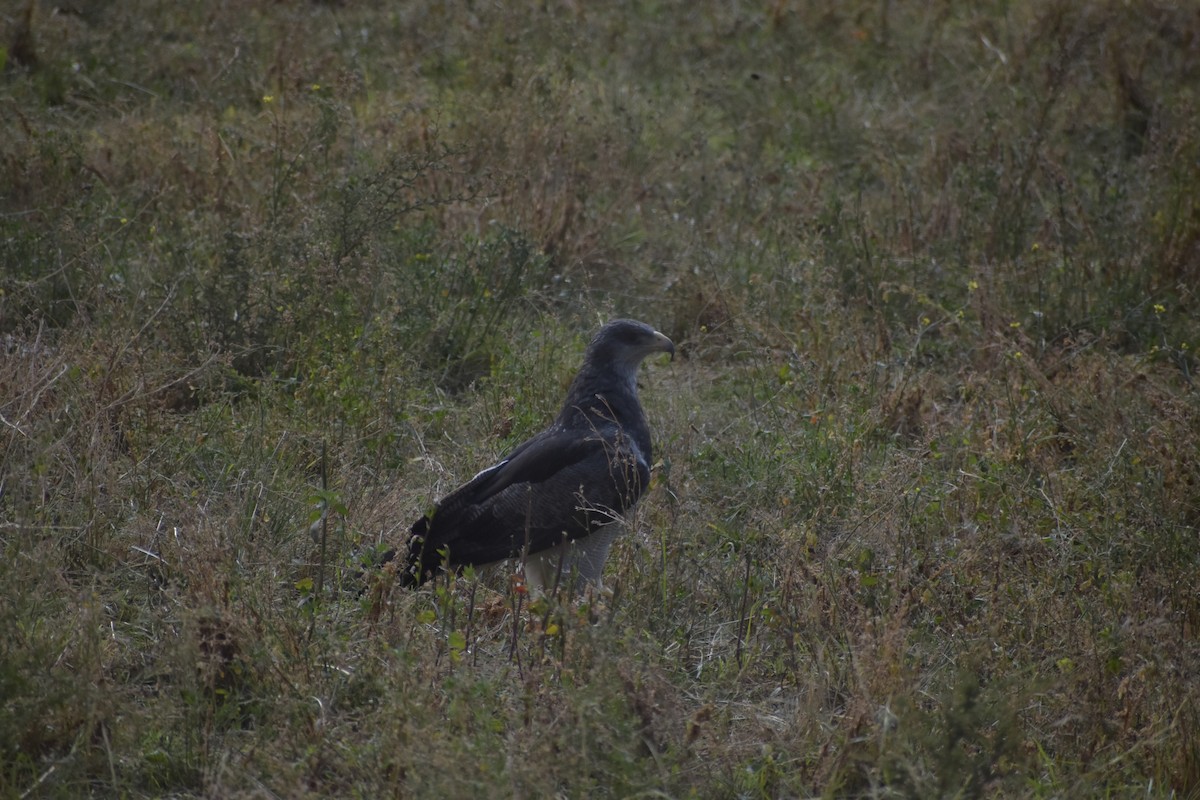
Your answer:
(3, 1), (1198, 797)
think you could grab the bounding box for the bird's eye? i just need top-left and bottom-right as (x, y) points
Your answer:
(621, 326), (647, 344)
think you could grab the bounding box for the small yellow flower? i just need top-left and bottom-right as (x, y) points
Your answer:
(1012, 350), (1023, 359)
(262, 94), (275, 104)
(1031, 242), (1040, 252)
(1009, 321), (1021, 328)
(1153, 304), (1165, 314)
(967, 279), (979, 291)
(120, 217), (128, 225)
(310, 83), (321, 91)
(921, 316), (930, 326)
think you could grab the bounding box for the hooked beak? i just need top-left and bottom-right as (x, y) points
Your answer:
(654, 330), (675, 361)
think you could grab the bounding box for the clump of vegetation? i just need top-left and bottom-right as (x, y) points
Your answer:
(2, 1), (1197, 796)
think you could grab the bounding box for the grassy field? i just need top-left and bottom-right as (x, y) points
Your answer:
(3, 1), (1199, 796)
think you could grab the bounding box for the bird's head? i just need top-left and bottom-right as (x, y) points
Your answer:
(588, 319), (675, 375)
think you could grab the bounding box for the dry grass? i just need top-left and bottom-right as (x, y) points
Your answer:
(2, 1), (1199, 797)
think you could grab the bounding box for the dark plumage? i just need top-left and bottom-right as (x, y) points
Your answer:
(402, 319), (674, 590)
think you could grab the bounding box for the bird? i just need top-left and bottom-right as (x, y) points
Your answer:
(400, 319), (674, 592)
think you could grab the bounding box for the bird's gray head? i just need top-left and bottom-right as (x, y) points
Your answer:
(586, 319), (675, 383)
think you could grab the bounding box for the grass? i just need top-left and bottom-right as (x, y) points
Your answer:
(2, 0), (1198, 797)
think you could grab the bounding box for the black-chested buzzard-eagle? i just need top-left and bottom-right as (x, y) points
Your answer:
(401, 319), (674, 591)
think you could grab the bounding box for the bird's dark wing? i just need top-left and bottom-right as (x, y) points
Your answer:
(404, 425), (648, 583)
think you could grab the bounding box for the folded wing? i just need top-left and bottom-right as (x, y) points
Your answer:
(403, 425), (649, 585)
